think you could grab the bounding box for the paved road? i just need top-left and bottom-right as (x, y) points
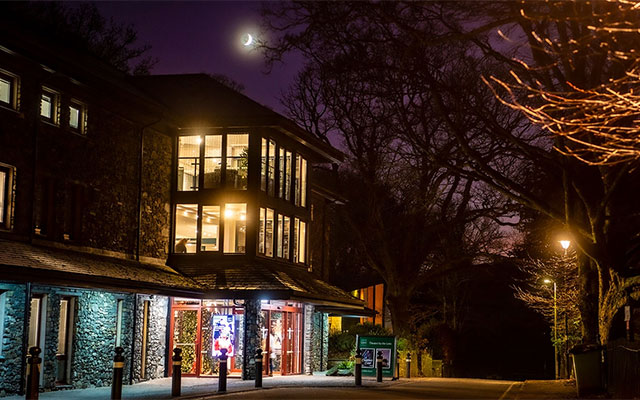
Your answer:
(205, 378), (577, 400)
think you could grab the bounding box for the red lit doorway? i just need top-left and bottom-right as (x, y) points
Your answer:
(260, 302), (303, 375)
(170, 299), (244, 377)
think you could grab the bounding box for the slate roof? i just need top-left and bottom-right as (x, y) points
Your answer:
(0, 240), (364, 309)
(0, 239), (202, 295)
(187, 264), (364, 308)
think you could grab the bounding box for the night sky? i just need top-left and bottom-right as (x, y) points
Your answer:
(96, 1), (302, 113)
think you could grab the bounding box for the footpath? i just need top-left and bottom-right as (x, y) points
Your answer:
(4, 376), (577, 399)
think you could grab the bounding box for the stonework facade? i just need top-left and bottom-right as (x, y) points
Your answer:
(132, 295), (169, 382)
(0, 283), (27, 396)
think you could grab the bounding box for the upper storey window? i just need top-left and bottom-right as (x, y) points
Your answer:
(69, 100), (87, 134)
(178, 133), (248, 191)
(178, 136), (201, 191)
(0, 70), (18, 110)
(294, 156), (307, 207)
(40, 88), (60, 124)
(226, 134), (249, 190)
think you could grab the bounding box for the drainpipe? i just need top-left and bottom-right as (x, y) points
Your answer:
(164, 298), (172, 377)
(19, 282), (31, 395)
(129, 294), (138, 385)
(319, 312), (324, 371)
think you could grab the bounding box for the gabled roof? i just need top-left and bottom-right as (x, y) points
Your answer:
(132, 74), (343, 163)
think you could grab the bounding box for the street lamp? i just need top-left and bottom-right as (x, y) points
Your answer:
(544, 278), (558, 380)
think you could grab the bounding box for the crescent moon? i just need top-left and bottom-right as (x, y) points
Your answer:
(243, 33), (254, 46)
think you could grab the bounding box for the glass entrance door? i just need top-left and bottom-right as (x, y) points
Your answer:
(261, 306), (303, 375)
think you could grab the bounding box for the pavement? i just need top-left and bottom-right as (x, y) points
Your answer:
(4, 376), (578, 399)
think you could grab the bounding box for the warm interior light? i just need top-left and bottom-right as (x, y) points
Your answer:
(543, 279), (552, 284)
(240, 213), (246, 221)
(559, 240), (571, 250)
(224, 209), (234, 219)
(196, 136), (202, 144)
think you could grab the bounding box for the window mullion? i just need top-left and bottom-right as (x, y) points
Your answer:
(221, 132), (228, 186)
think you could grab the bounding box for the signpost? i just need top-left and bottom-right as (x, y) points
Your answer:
(357, 335), (397, 378)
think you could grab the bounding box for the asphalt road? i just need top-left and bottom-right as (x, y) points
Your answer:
(208, 378), (576, 399)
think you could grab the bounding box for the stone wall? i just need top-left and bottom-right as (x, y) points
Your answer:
(242, 300), (261, 380)
(303, 304), (314, 374)
(310, 311), (329, 372)
(71, 290), (135, 388)
(0, 283), (27, 396)
(139, 130), (172, 260)
(131, 295), (168, 382)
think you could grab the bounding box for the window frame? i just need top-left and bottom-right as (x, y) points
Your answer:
(0, 69), (18, 110)
(40, 87), (60, 125)
(0, 164), (14, 230)
(68, 99), (87, 135)
(176, 132), (249, 192)
(173, 203), (245, 254)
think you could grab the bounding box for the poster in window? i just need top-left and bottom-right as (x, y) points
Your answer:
(212, 315), (235, 357)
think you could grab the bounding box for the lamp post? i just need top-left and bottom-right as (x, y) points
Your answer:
(544, 278), (558, 380)
(558, 239), (571, 378)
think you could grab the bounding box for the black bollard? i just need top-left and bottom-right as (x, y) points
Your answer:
(376, 351), (383, 382)
(111, 347), (125, 400)
(406, 352), (411, 379)
(255, 349), (263, 388)
(218, 348), (228, 393)
(355, 348), (362, 386)
(171, 347), (182, 397)
(25, 346), (42, 400)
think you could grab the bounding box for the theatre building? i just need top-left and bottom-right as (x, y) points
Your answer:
(0, 13), (364, 396)
(135, 74), (364, 378)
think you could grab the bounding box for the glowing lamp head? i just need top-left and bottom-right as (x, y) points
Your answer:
(224, 209), (235, 219)
(559, 240), (571, 250)
(543, 279), (552, 284)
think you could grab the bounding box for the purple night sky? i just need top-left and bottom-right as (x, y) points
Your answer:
(96, 1), (303, 113)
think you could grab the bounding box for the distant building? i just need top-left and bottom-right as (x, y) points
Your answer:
(0, 15), (365, 396)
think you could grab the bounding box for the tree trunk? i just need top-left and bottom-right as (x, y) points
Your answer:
(386, 290), (412, 337)
(577, 255), (599, 343)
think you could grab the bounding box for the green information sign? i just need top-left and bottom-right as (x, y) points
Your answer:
(357, 335), (397, 377)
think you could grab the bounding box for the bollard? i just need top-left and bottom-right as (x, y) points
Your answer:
(393, 351), (400, 381)
(218, 348), (228, 393)
(406, 352), (411, 379)
(376, 350), (383, 382)
(111, 347), (125, 400)
(25, 346), (42, 400)
(355, 348), (362, 386)
(171, 347), (182, 397)
(255, 349), (263, 388)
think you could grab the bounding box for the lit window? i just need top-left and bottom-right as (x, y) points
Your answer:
(201, 206), (220, 251)
(277, 214), (290, 259)
(261, 139), (267, 191)
(280, 150), (292, 201)
(40, 88), (59, 123)
(293, 218), (307, 264)
(258, 207), (274, 257)
(226, 134), (249, 189)
(223, 203), (246, 253)
(268, 139), (276, 196)
(177, 136), (201, 191)
(0, 77), (10, 105)
(204, 135), (222, 189)
(69, 101), (87, 134)
(295, 155), (307, 207)
(0, 165), (13, 229)
(0, 71), (17, 108)
(174, 204), (198, 253)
